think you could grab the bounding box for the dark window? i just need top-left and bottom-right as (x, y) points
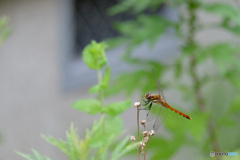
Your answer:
(72, 0), (163, 56)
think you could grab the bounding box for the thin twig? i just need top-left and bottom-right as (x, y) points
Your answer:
(137, 107), (140, 141)
(137, 104), (141, 160)
(143, 136), (150, 160)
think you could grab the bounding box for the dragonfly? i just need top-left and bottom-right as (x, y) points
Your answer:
(142, 70), (191, 131)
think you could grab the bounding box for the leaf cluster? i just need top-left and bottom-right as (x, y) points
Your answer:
(0, 17), (10, 47)
(105, 1), (240, 159)
(17, 41), (135, 160)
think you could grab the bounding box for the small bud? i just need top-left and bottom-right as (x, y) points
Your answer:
(142, 131), (148, 137)
(141, 120), (146, 125)
(139, 141), (145, 147)
(143, 137), (149, 143)
(149, 130), (155, 136)
(130, 136), (136, 142)
(134, 102), (141, 108)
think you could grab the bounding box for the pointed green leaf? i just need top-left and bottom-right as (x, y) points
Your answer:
(102, 99), (132, 116)
(16, 150), (52, 160)
(89, 84), (101, 93)
(111, 137), (137, 160)
(202, 3), (240, 25)
(72, 99), (102, 114)
(82, 40), (108, 70)
(90, 116), (123, 148)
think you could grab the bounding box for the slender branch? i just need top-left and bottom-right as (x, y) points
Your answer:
(143, 136), (150, 160)
(98, 69), (104, 106)
(136, 104), (141, 160)
(98, 69), (105, 134)
(137, 107), (140, 142)
(186, 1), (221, 158)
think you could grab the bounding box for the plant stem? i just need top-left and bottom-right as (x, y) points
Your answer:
(137, 107), (141, 160)
(98, 69), (104, 106)
(143, 136), (150, 160)
(137, 107), (140, 141)
(98, 69), (105, 134)
(186, 1), (221, 158)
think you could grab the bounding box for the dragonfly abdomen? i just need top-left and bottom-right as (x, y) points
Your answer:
(165, 103), (191, 120)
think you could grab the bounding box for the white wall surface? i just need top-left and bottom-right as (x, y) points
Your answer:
(0, 0), (101, 159)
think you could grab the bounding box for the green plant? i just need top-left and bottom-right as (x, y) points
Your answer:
(16, 41), (137, 160)
(0, 16), (10, 144)
(0, 16), (10, 47)
(106, 0), (240, 159)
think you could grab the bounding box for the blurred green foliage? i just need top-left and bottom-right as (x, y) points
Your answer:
(105, 0), (240, 160)
(16, 150), (52, 160)
(17, 41), (136, 160)
(0, 16), (10, 47)
(0, 16), (10, 144)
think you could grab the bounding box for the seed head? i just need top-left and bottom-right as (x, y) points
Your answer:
(139, 141), (145, 147)
(143, 137), (149, 143)
(149, 130), (155, 136)
(142, 131), (148, 137)
(130, 136), (136, 142)
(134, 102), (141, 108)
(141, 120), (146, 125)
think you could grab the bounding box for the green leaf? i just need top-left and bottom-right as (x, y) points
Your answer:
(0, 17), (11, 47)
(16, 149), (52, 160)
(197, 43), (240, 74)
(174, 58), (182, 78)
(148, 136), (184, 160)
(187, 112), (209, 143)
(42, 124), (91, 160)
(105, 66), (166, 97)
(90, 116), (123, 148)
(89, 66), (111, 94)
(89, 84), (102, 93)
(230, 94), (240, 113)
(82, 40), (108, 70)
(102, 99), (132, 116)
(108, 0), (164, 15)
(202, 3), (240, 25)
(114, 15), (172, 47)
(72, 99), (102, 114)
(111, 137), (137, 160)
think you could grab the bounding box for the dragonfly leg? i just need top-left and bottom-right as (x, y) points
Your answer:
(148, 102), (152, 110)
(143, 100), (150, 105)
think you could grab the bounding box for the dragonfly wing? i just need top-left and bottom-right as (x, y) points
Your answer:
(152, 69), (166, 102)
(143, 102), (168, 132)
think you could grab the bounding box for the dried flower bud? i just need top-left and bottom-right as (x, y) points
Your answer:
(141, 120), (146, 125)
(142, 131), (148, 137)
(143, 137), (149, 143)
(134, 102), (141, 108)
(139, 141), (145, 147)
(130, 136), (136, 142)
(149, 130), (155, 136)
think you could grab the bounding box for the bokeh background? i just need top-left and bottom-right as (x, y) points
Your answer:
(0, 0), (240, 159)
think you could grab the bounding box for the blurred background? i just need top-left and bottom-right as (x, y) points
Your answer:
(0, 0), (240, 159)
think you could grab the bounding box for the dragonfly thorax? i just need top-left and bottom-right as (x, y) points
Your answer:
(145, 92), (152, 100)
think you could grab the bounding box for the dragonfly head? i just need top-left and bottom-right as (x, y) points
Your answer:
(145, 92), (152, 100)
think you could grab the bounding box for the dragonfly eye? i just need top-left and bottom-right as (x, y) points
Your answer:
(145, 92), (151, 99)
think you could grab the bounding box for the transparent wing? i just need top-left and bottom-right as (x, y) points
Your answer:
(152, 69), (166, 102)
(141, 99), (168, 132)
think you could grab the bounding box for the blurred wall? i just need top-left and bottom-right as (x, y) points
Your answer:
(0, 0), (95, 159)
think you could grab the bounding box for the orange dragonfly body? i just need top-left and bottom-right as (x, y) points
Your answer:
(144, 92), (191, 120)
(142, 70), (191, 131)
